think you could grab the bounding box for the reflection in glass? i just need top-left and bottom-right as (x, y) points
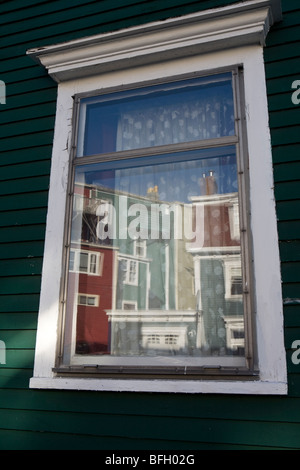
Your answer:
(63, 147), (245, 365)
(78, 73), (235, 156)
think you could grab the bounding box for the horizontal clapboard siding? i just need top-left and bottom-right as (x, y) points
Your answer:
(265, 1), (300, 414)
(0, 0), (300, 450)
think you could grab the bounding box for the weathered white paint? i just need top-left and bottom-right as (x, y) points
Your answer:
(29, 0), (287, 394)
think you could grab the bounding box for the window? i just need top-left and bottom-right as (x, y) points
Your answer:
(65, 70), (251, 370)
(119, 258), (139, 286)
(78, 294), (99, 307)
(134, 240), (147, 258)
(28, 0), (286, 394)
(69, 249), (102, 275)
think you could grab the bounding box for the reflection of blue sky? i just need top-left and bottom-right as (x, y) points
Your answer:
(76, 146), (237, 204)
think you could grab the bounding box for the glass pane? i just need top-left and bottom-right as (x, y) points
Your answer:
(77, 73), (235, 156)
(63, 147), (246, 366)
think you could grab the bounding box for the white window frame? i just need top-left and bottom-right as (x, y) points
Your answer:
(77, 294), (100, 307)
(69, 249), (102, 276)
(28, 0), (287, 394)
(118, 257), (139, 286)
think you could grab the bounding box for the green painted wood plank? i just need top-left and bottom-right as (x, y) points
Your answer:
(0, 407), (299, 448)
(271, 126), (300, 146)
(270, 109), (300, 129)
(1, 56), (40, 74)
(2, 88), (57, 112)
(266, 75), (299, 96)
(0, 101), (56, 125)
(0, 257), (42, 276)
(0, 225), (46, 243)
(0, 176), (49, 196)
(0, 0), (50, 14)
(1, 66), (47, 86)
(0, 330), (36, 349)
(277, 200), (300, 221)
(272, 143), (300, 164)
(0, 427), (268, 450)
(0, 294), (40, 312)
(284, 327), (300, 349)
(0, 0), (235, 51)
(0, 369), (33, 390)
(274, 162), (300, 182)
(1, 117), (55, 139)
(265, 57), (300, 79)
(0, 132), (54, 152)
(0, 276), (41, 295)
(2, 387), (300, 424)
(0, 0), (145, 31)
(284, 304), (300, 328)
(278, 220), (300, 240)
(275, 180), (300, 201)
(0, 350), (35, 369)
(6, 77), (56, 99)
(265, 41), (300, 63)
(267, 91), (297, 112)
(0, 241), (44, 260)
(283, 281), (300, 298)
(281, 262), (300, 283)
(0, 313), (37, 330)
(280, 240), (300, 260)
(281, 2), (300, 14)
(288, 374), (300, 397)
(0, 208), (47, 228)
(0, 147), (52, 166)
(0, 161), (51, 181)
(267, 25), (300, 47)
(0, 192), (48, 212)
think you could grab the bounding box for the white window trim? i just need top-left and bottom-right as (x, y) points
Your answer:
(78, 294), (100, 307)
(27, 0), (287, 395)
(118, 257), (139, 286)
(70, 249), (102, 276)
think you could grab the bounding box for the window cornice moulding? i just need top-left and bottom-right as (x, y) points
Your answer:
(27, 0), (281, 83)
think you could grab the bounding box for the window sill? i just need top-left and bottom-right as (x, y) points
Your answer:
(29, 375), (287, 395)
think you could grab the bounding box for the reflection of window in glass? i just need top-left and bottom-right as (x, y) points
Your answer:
(119, 258), (138, 285)
(147, 335), (160, 345)
(78, 294), (99, 307)
(60, 70), (254, 376)
(165, 335), (178, 345)
(122, 301), (138, 311)
(231, 268), (243, 296)
(134, 240), (147, 258)
(70, 249), (101, 275)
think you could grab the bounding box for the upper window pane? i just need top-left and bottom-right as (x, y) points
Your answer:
(77, 73), (235, 156)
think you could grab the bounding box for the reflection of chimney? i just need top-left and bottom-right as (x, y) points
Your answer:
(207, 170), (217, 195)
(147, 185), (159, 200)
(198, 170), (217, 195)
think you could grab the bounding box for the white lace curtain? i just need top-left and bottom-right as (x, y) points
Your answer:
(116, 93), (234, 151)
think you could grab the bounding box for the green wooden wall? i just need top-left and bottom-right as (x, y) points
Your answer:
(0, 0), (299, 449)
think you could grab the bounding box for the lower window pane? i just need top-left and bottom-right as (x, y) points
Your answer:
(62, 147), (246, 367)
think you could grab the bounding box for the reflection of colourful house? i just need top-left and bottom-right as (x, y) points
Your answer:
(71, 181), (197, 355)
(67, 243), (116, 354)
(187, 177), (244, 354)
